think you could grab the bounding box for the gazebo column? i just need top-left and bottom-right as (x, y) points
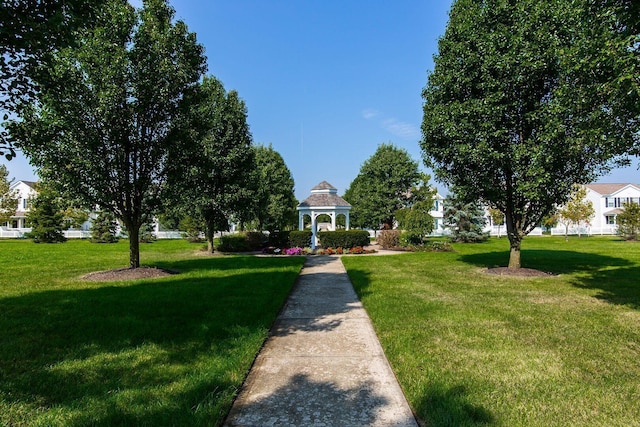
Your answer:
(298, 211), (304, 230)
(345, 212), (350, 230)
(330, 212), (336, 231)
(311, 211), (318, 249)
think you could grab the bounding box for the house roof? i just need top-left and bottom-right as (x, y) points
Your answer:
(585, 183), (640, 196)
(10, 180), (37, 190)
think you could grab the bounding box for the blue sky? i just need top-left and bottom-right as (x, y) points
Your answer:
(3, 0), (638, 200)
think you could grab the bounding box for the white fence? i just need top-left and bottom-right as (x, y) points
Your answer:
(1, 227), (185, 240)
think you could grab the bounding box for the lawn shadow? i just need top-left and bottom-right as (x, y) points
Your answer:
(415, 383), (494, 426)
(460, 249), (640, 309)
(0, 259), (302, 425)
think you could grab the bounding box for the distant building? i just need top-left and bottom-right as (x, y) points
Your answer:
(584, 183), (640, 234)
(2, 180), (37, 231)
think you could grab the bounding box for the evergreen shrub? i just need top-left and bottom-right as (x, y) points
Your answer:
(289, 230), (312, 248)
(318, 230), (370, 248)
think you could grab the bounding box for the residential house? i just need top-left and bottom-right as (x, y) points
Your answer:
(583, 183), (640, 235)
(1, 180), (38, 237)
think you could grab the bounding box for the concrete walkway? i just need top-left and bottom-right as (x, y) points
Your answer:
(225, 256), (418, 427)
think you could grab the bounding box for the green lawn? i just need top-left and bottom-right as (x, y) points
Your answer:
(342, 236), (640, 427)
(0, 239), (304, 426)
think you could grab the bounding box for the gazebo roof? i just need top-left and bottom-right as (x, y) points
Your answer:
(298, 181), (351, 208)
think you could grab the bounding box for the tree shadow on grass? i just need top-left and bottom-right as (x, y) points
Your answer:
(459, 250), (640, 309)
(0, 259), (303, 426)
(414, 383), (494, 427)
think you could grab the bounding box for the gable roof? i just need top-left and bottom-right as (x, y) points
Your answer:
(585, 183), (640, 196)
(9, 180), (38, 190)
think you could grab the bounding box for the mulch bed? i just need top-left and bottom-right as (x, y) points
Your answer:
(484, 267), (556, 277)
(82, 266), (178, 282)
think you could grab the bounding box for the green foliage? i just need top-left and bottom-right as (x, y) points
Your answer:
(252, 144), (297, 232)
(443, 192), (489, 243)
(344, 143), (421, 229)
(217, 232), (265, 252)
(172, 76), (256, 253)
(617, 202), (640, 240)
(317, 230), (370, 249)
(0, 0), (110, 159)
(288, 230), (312, 248)
(377, 229), (401, 249)
(420, 0), (637, 267)
(10, 0), (207, 267)
(558, 185), (595, 239)
(268, 230), (290, 248)
(0, 165), (19, 224)
(178, 215), (204, 243)
(90, 211), (119, 243)
(25, 184), (66, 243)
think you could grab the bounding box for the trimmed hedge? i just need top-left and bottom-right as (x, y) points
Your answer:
(217, 232), (266, 252)
(289, 230), (312, 248)
(268, 231), (291, 248)
(318, 230), (370, 248)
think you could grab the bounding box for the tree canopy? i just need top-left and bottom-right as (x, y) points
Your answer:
(252, 144), (297, 233)
(344, 143), (421, 230)
(421, 0), (638, 269)
(174, 76), (255, 253)
(10, 0), (207, 267)
(1, 0), (111, 159)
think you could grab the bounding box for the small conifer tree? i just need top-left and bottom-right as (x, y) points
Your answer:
(443, 191), (488, 243)
(90, 211), (119, 243)
(25, 185), (66, 243)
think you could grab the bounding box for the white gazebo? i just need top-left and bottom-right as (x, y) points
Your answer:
(297, 181), (351, 249)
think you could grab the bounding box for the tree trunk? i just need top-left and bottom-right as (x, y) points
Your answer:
(504, 209), (522, 270)
(206, 223), (215, 253)
(508, 240), (521, 269)
(128, 224), (141, 268)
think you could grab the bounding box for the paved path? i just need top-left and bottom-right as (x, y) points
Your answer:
(225, 256), (418, 427)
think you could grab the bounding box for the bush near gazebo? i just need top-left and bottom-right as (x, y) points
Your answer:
(318, 230), (370, 249)
(288, 230), (312, 248)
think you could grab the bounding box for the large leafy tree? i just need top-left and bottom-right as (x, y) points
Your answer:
(0, 165), (19, 224)
(10, 0), (207, 267)
(344, 143), (421, 230)
(421, 0), (637, 269)
(1, 0), (110, 159)
(252, 144), (297, 233)
(175, 76), (255, 253)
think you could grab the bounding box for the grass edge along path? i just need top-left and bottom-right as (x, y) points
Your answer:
(342, 236), (640, 427)
(0, 239), (305, 426)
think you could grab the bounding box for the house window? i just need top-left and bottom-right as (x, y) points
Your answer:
(605, 215), (616, 225)
(606, 198), (614, 208)
(11, 220), (19, 228)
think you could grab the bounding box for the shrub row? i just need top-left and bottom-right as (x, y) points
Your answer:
(318, 230), (370, 249)
(218, 232), (266, 252)
(289, 230), (312, 248)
